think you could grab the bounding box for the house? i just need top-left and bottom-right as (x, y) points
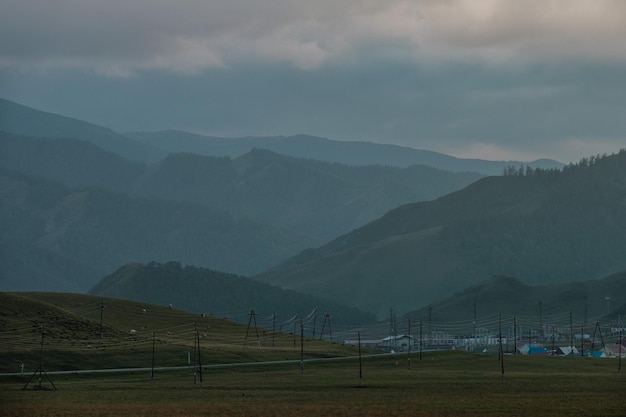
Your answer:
(343, 338), (383, 349)
(382, 335), (415, 352)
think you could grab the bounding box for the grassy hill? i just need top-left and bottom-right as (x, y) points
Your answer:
(0, 292), (366, 374)
(256, 150), (626, 318)
(88, 262), (376, 326)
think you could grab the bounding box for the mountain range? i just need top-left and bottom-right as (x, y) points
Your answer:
(127, 129), (563, 175)
(407, 272), (626, 325)
(1, 97), (623, 322)
(89, 261), (376, 326)
(256, 151), (626, 318)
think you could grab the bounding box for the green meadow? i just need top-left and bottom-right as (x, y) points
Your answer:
(1, 352), (624, 417)
(1, 292), (624, 416)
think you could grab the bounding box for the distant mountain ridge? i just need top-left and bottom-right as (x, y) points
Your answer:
(1, 98), (563, 175)
(256, 150), (626, 318)
(0, 98), (165, 162)
(0, 131), (483, 246)
(128, 130), (564, 175)
(0, 168), (306, 291)
(89, 261), (376, 326)
(407, 273), (626, 324)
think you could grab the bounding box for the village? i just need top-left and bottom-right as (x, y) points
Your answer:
(343, 321), (626, 358)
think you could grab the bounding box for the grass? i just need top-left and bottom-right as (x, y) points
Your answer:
(1, 352), (624, 417)
(1, 292), (624, 416)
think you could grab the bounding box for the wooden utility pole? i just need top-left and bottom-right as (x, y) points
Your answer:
(499, 313), (504, 378)
(151, 332), (155, 379)
(100, 301), (104, 341)
(243, 309), (259, 347)
(272, 313), (276, 348)
(300, 318), (304, 374)
(407, 317), (412, 370)
(358, 331), (363, 385)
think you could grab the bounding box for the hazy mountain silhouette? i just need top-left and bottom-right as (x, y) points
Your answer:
(407, 273), (626, 325)
(128, 129), (563, 175)
(1, 131), (483, 245)
(0, 98), (165, 162)
(255, 150), (626, 318)
(89, 261), (376, 326)
(0, 168), (306, 292)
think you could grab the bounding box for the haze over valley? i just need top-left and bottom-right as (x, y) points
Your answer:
(1, 98), (625, 324)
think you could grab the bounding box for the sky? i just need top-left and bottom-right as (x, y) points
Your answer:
(1, 0), (625, 164)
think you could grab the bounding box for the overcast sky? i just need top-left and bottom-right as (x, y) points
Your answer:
(1, 0), (625, 163)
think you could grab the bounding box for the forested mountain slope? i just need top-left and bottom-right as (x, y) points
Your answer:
(0, 131), (484, 245)
(0, 169), (304, 291)
(256, 151), (626, 318)
(89, 262), (376, 326)
(406, 273), (626, 324)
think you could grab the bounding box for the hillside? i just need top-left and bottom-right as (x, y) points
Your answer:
(256, 150), (626, 318)
(128, 130), (564, 175)
(0, 169), (306, 291)
(407, 272), (626, 325)
(0, 132), (146, 192)
(133, 149), (483, 243)
(0, 130), (484, 246)
(88, 262), (376, 326)
(0, 292), (365, 373)
(0, 98), (164, 163)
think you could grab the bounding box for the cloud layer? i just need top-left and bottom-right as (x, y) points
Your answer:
(1, 1), (625, 163)
(3, 0), (626, 75)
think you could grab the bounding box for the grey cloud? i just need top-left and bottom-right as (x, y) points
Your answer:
(1, 1), (625, 162)
(2, 0), (626, 75)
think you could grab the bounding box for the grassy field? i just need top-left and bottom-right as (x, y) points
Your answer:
(1, 352), (624, 417)
(1, 292), (624, 416)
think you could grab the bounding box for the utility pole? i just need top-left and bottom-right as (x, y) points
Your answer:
(100, 301), (104, 341)
(407, 317), (411, 370)
(300, 318), (304, 374)
(318, 313), (332, 342)
(538, 301), (543, 337)
(618, 329), (622, 372)
(419, 321), (423, 361)
(569, 310), (573, 355)
(499, 313), (504, 378)
(272, 313), (276, 348)
(513, 316), (517, 355)
(358, 331), (363, 386)
(428, 306), (432, 335)
(581, 323), (585, 357)
(473, 299), (477, 351)
(196, 328), (203, 383)
(22, 326), (56, 391)
(243, 309), (259, 348)
(151, 332), (155, 380)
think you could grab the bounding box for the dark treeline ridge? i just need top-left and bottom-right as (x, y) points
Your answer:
(258, 148), (626, 318)
(504, 149), (626, 176)
(89, 261), (376, 326)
